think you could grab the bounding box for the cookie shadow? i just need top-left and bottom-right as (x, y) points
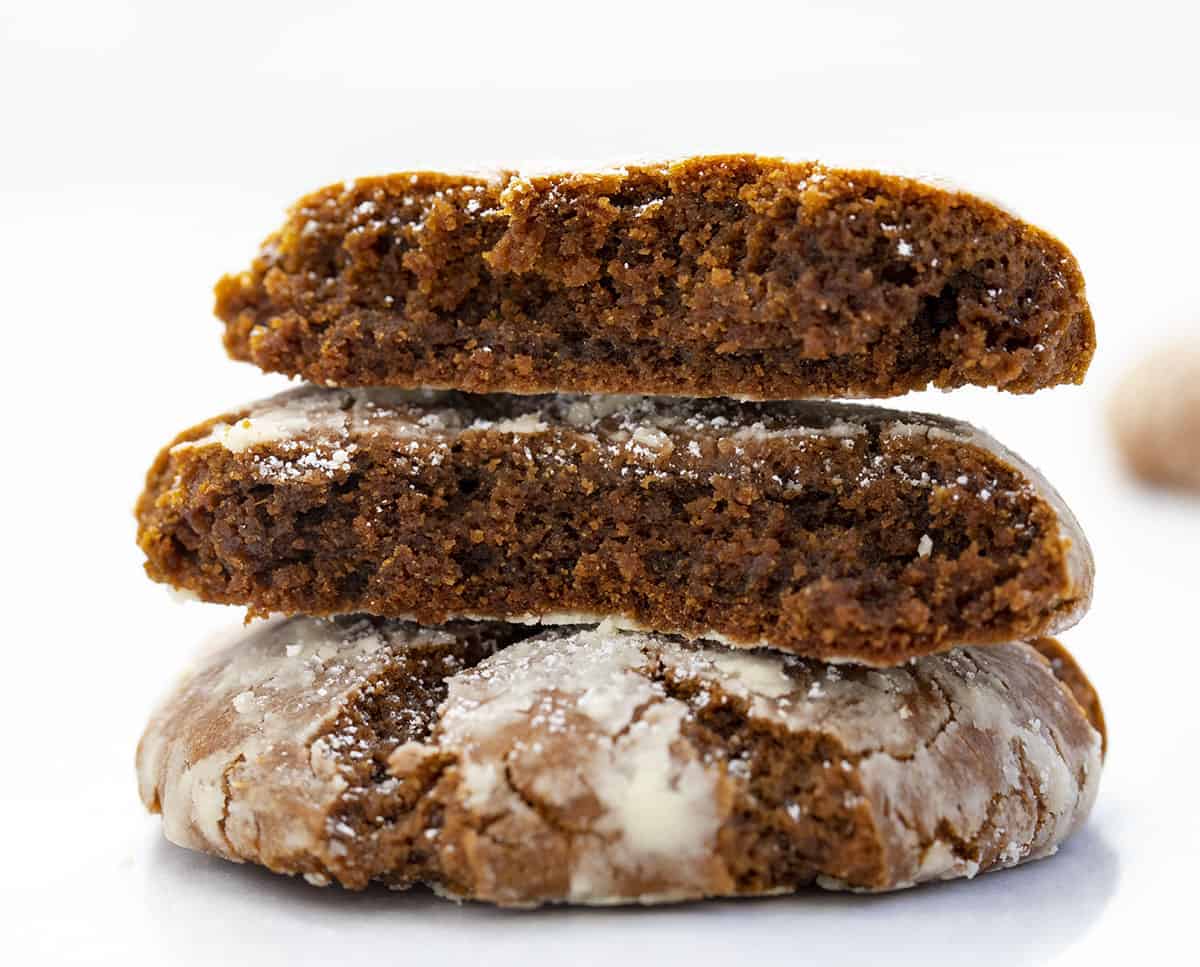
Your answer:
(142, 823), (1118, 966)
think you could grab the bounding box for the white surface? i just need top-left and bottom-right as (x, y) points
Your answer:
(2, 1), (1198, 963)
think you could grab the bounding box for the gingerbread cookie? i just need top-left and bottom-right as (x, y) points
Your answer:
(1110, 339), (1200, 491)
(137, 617), (1104, 906)
(137, 387), (1093, 665)
(216, 155), (1094, 399)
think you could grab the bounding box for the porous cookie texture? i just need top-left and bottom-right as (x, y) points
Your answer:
(136, 387), (1094, 665)
(215, 155), (1094, 399)
(137, 617), (1104, 907)
(1110, 339), (1200, 492)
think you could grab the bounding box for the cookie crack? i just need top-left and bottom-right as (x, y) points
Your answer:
(611, 691), (665, 743)
(855, 674), (957, 767)
(1013, 741), (1051, 848)
(496, 758), (600, 843)
(215, 753), (245, 854)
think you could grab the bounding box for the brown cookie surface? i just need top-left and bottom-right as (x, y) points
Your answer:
(1110, 340), (1200, 492)
(1029, 637), (1106, 754)
(216, 155), (1094, 399)
(136, 388), (1093, 664)
(137, 617), (1104, 906)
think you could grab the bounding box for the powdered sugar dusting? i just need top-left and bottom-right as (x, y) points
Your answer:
(139, 618), (1101, 903)
(433, 626), (723, 900)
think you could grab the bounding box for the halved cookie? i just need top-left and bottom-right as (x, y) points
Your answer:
(137, 617), (1104, 906)
(216, 155), (1094, 399)
(137, 388), (1093, 664)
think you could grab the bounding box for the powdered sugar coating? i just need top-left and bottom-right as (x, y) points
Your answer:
(175, 385), (886, 452)
(138, 618), (1102, 905)
(425, 626), (725, 902)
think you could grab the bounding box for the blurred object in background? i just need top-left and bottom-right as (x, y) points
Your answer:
(1110, 336), (1200, 492)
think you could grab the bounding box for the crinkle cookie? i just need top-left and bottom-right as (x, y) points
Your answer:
(1110, 339), (1200, 492)
(136, 387), (1093, 665)
(215, 155), (1094, 400)
(137, 617), (1104, 907)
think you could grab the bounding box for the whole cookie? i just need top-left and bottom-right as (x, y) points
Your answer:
(1111, 340), (1200, 491)
(137, 617), (1104, 906)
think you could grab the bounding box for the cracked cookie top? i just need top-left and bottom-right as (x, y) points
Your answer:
(138, 617), (1103, 906)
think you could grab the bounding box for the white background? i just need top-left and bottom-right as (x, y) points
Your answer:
(3, 1), (1198, 963)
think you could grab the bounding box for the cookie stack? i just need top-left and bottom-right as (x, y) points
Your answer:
(136, 156), (1105, 906)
